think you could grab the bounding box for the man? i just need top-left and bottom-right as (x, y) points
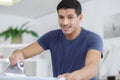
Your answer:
(9, 0), (103, 80)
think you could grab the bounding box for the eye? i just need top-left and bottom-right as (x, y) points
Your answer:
(68, 16), (74, 19)
(58, 15), (64, 19)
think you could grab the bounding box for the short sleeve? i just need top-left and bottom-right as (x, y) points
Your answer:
(37, 31), (53, 50)
(86, 33), (103, 57)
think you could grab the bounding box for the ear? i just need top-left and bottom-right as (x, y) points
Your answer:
(78, 14), (83, 22)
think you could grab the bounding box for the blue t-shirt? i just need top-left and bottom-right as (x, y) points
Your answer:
(37, 27), (103, 80)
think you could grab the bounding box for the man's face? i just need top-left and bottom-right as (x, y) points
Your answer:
(58, 8), (82, 35)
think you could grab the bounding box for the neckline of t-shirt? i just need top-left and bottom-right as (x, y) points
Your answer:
(63, 27), (84, 42)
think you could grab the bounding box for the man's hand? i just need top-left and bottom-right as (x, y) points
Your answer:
(9, 49), (24, 66)
(58, 71), (84, 80)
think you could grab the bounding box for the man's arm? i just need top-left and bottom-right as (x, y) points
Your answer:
(9, 42), (44, 66)
(58, 49), (101, 80)
(22, 42), (44, 59)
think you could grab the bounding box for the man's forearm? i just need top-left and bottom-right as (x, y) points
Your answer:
(73, 63), (99, 80)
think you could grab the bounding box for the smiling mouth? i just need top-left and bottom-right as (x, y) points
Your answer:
(62, 26), (71, 31)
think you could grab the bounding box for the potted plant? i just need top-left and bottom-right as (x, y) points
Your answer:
(0, 21), (39, 44)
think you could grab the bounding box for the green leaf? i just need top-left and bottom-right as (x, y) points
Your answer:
(20, 21), (30, 30)
(29, 31), (39, 37)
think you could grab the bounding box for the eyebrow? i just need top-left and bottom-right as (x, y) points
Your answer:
(58, 14), (75, 17)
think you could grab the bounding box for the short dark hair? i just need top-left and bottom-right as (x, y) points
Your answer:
(57, 0), (82, 16)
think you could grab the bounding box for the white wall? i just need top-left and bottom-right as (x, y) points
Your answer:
(0, 14), (32, 30)
(81, 0), (120, 37)
(32, 12), (58, 38)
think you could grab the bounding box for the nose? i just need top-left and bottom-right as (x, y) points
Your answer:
(63, 18), (68, 25)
